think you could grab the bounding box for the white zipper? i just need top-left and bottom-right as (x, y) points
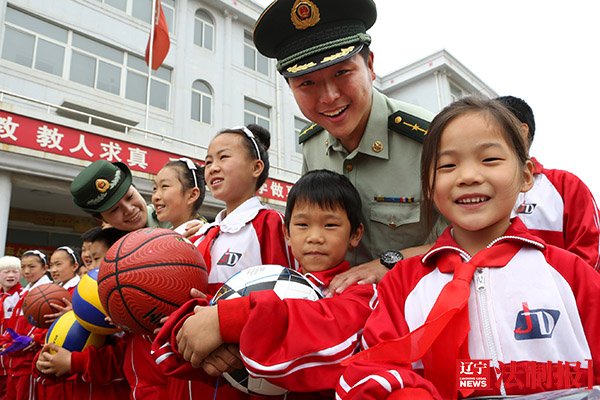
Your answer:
(475, 267), (506, 396)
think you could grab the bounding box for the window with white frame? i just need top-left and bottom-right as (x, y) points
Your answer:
(244, 98), (270, 131)
(243, 30), (268, 76)
(194, 10), (214, 51)
(95, 0), (175, 33)
(2, 7), (67, 77)
(191, 80), (213, 124)
(70, 33), (123, 95)
(294, 116), (309, 153)
(1, 6), (172, 111)
(449, 81), (467, 102)
(126, 54), (172, 111)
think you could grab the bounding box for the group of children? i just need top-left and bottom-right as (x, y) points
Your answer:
(1, 96), (599, 399)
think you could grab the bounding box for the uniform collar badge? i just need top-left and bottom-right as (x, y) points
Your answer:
(372, 140), (383, 153)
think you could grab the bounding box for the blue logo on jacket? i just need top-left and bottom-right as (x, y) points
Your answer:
(514, 302), (560, 340)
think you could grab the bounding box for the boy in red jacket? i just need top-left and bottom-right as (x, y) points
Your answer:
(154, 169), (377, 398)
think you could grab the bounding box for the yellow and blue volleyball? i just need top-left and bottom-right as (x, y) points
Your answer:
(45, 310), (105, 352)
(72, 268), (120, 335)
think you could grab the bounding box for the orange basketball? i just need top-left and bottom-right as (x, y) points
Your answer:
(22, 283), (71, 328)
(97, 227), (208, 335)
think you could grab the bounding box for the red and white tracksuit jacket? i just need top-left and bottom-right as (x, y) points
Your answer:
(337, 219), (600, 399)
(514, 157), (600, 269)
(154, 197), (294, 399)
(1, 283), (21, 400)
(34, 276), (130, 400)
(192, 196), (296, 295)
(4, 275), (52, 400)
(217, 261), (376, 399)
(1, 283), (22, 373)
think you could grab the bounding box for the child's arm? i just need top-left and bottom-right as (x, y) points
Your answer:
(34, 336), (127, 384)
(336, 266), (441, 400)
(175, 305), (223, 368)
(214, 283), (376, 392)
(74, 334), (127, 384)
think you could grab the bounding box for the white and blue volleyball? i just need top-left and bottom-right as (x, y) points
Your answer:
(72, 268), (120, 335)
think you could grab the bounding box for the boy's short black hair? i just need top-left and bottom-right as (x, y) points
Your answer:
(284, 169), (363, 233)
(495, 95), (536, 145)
(81, 226), (102, 243)
(90, 227), (128, 249)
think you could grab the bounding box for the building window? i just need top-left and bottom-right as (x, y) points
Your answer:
(244, 98), (270, 131)
(294, 117), (309, 153)
(1, 6), (172, 111)
(70, 33), (123, 95)
(126, 54), (171, 111)
(191, 80), (213, 124)
(243, 31), (268, 76)
(2, 7), (67, 77)
(194, 10), (214, 51)
(449, 81), (467, 102)
(96, 0), (175, 33)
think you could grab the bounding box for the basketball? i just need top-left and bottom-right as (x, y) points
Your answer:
(97, 227), (208, 335)
(211, 265), (323, 396)
(22, 283), (71, 329)
(46, 310), (105, 352)
(72, 268), (120, 335)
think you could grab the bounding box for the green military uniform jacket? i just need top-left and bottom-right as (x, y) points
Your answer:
(146, 204), (172, 229)
(301, 89), (442, 265)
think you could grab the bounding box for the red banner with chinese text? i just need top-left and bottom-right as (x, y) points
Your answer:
(0, 110), (291, 201)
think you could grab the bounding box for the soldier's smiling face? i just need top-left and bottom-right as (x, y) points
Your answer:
(288, 52), (376, 152)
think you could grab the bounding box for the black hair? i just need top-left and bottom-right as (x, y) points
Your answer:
(54, 246), (81, 266)
(421, 96), (529, 228)
(217, 124), (271, 190)
(81, 226), (102, 243)
(495, 95), (536, 146)
(90, 227), (128, 249)
(284, 169), (363, 233)
(162, 159), (206, 216)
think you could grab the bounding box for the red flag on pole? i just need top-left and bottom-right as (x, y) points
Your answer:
(145, 1), (170, 70)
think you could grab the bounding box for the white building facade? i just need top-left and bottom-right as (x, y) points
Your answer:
(0, 0), (495, 256)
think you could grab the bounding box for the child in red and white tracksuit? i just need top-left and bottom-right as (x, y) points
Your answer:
(0, 256), (22, 400)
(3, 250), (51, 400)
(494, 96), (600, 270)
(154, 125), (296, 400)
(337, 97), (600, 400)
(155, 170), (376, 399)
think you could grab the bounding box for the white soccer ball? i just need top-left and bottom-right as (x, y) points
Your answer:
(211, 264), (323, 396)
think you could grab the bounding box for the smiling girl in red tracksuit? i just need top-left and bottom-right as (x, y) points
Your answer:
(153, 125), (295, 400)
(337, 97), (600, 400)
(3, 250), (51, 400)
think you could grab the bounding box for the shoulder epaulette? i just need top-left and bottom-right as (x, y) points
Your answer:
(388, 110), (430, 143)
(298, 122), (324, 144)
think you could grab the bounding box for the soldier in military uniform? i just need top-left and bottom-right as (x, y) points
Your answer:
(254, 0), (444, 293)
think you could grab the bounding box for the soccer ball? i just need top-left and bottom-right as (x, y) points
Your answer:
(211, 265), (323, 396)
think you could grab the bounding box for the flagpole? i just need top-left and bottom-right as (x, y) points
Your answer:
(145, 0), (157, 130)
